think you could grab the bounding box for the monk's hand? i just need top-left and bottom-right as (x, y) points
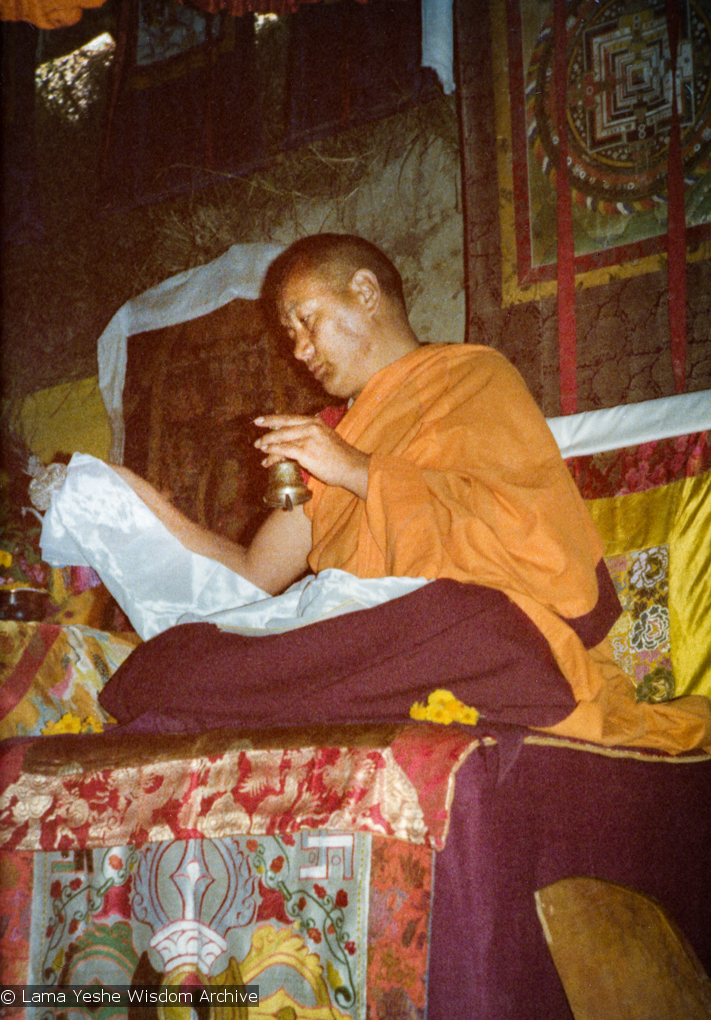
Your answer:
(253, 414), (370, 499)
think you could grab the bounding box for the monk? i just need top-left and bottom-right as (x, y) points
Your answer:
(106, 233), (711, 754)
(112, 234), (422, 596)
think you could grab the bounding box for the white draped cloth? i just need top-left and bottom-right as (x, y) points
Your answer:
(40, 454), (428, 641)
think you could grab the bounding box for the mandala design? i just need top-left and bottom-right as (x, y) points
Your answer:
(526, 0), (711, 216)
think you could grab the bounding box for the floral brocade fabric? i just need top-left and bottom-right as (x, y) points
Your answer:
(0, 622), (139, 740)
(571, 432), (711, 704)
(605, 547), (673, 703)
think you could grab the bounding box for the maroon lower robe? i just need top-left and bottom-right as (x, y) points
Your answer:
(99, 579), (579, 732)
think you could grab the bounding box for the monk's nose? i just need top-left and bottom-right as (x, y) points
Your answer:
(293, 330), (313, 361)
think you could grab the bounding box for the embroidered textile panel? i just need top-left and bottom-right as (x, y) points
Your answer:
(588, 469), (711, 701)
(573, 434), (711, 702)
(604, 547), (674, 703)
(566, 431), (711, 500)
(0, 833), (433, 1020)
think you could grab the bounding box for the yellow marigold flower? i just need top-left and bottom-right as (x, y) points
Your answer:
(42, 713), (84, 736)
(409, 688), (479, 726)
(0, 550), (12, 569)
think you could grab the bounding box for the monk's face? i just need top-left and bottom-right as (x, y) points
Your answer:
(277, 268), (374, 399)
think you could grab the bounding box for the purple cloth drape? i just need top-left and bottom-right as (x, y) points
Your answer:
(429, 740), (711, 1019)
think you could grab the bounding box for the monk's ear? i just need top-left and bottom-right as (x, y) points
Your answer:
(348, 269), (381, 314)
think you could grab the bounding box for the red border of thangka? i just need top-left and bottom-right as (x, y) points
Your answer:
(504, 0), (711, 288)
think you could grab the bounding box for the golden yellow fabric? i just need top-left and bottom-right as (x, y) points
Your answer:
(586, 486), (677, 701)
(666, 473), (711, 698)
(305, 345), (711, 754)
(9, 376), (110, 465)
(587, 471), (711, 700)
(586, 482), (681, 556)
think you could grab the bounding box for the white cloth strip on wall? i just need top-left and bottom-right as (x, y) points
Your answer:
(547, 390), (711, 459)
(421, 0), (455, 95)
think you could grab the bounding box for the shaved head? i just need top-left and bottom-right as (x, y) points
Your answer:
(262, 233), (407, 313)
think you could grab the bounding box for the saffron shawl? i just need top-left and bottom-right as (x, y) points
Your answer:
(305, 345), (711, 753)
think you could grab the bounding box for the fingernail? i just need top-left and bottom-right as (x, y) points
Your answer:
(253, 416), (264, 425)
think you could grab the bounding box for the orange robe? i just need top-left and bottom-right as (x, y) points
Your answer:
(305, 344), (711, 754)
(0, 0), (105, 28)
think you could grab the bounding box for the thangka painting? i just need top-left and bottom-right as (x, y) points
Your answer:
(494, 0), (711, 296)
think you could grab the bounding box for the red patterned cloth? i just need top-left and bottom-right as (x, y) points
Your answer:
(566, 431), (711, 500)
(0, 723), (476, 852)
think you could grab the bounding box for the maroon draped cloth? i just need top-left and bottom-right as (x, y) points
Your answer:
(430, 739), (711, 1019)
(100, 579), (577, 733)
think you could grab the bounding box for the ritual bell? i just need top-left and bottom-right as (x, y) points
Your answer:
(263, 459), (312, 511)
